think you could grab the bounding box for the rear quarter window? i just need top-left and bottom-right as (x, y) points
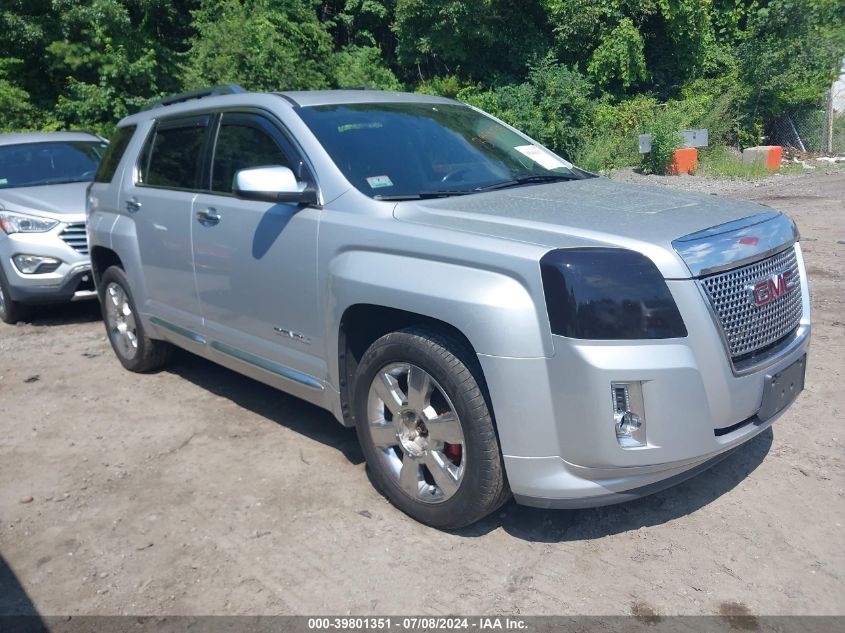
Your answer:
(94, 125), (135, 183)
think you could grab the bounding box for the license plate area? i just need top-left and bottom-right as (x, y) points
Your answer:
(757, 354), (806, 421)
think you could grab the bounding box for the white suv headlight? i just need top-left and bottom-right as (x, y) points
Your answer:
(0, 210), (59, 234)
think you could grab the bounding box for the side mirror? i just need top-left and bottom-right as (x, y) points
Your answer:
(233, 165), (318, 205)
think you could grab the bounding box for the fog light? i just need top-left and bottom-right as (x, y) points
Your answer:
(611, 382), (647, 448)
(12, 254), (61, 274)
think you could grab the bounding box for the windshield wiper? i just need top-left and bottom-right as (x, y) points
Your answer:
(474, 174), (579, 192)
(373, 175), (579, 200)
(374, 190), (476, 201)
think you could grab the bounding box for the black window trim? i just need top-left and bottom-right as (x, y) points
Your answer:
(133, 107), (320, 203)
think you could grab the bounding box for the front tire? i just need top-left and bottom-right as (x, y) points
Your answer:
(99, 266), (171, 372)
(0, 268), (29, 325)
(353, 327), (509, 529)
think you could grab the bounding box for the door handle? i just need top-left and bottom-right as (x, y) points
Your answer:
(196, 208), (221, 227)
(125, 197), (142, 213)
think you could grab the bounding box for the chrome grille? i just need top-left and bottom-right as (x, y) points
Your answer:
(700, 247), (802, 359)
(60, 222), (88, 255)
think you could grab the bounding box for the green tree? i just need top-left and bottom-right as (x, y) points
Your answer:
(184, 0), (334, 91)
(393, 0), (550, 81)
(0, 59), (37, 132)
(1, 0), (199, 132)
(333, 45), (402, 89)
(587, 17), (649, 92)
(738, 0), (845, 121)
(460, 57), (596, 158)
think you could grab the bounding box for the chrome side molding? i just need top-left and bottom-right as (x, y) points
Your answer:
(210, 340), (324, 390)
(150, 316), (207, 344)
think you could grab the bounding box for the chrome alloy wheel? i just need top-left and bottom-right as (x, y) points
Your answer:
(0, 283), (6, 317)
(366, 363), (466, 503)
(104, 282), (139, 360)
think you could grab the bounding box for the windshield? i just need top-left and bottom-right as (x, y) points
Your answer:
(0, 141), (106, 189)
(297, 102), (588, 199)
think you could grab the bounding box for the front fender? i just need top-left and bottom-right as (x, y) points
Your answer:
(326, 249), (552, 363)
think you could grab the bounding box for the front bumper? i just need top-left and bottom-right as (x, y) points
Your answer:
(0, 222), (95, 305)
(509, 444), (740, 509)
(479, 265), (811, 507)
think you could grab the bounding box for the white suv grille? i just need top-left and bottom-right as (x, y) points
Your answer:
(700, 247), (802, 359)
(60, 222), (89, 255)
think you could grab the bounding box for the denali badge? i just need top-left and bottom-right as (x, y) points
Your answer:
(748, 270), (797, 307)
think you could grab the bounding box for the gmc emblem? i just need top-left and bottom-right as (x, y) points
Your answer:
(748, 270), (797, 307)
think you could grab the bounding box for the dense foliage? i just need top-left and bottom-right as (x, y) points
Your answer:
(1, 0), (843, 172)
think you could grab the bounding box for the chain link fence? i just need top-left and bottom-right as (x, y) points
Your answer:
(767, 89), (845, 155)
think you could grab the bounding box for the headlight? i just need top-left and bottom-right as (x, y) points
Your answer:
(0, 210), (59, 234)
(540, 248), (687, 339)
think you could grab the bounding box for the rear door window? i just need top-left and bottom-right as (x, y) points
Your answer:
(138, 117), (209, 190)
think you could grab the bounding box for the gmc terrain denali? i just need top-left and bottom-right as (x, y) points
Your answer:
(87, 86), (810, 528)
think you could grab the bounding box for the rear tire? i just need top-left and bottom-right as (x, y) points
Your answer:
(99, 266), (171, 372)
(0, 268), (30, 325)
(353, 327), (510, 529)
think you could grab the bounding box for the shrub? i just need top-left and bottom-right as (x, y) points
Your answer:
(416, 75), (468, 99)
(587, 17), (648, 93)
(333, 46), (402, 90)
(641, 110), (683, 175)
(458, 57), (596, 160)
(0, 59), (36, 132)
(575, 94), (658, 172)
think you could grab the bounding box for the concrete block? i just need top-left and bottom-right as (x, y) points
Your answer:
(742, 146), (782, 169)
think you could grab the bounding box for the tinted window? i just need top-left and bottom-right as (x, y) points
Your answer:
(211, 114), (293, 194)
(95, 125), (135, 183)
(141, 120), (207, 189)
(297, 103), (586, 199)
(0, 141), (105, 189)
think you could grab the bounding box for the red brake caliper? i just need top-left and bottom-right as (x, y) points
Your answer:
(444, 443), (462, 464)
(433, 403), (461, 465)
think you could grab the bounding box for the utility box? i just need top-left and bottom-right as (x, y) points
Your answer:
(639, 129), (709, 153)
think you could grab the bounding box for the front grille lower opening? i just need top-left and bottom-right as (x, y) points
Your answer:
(731, 325), (800, 365)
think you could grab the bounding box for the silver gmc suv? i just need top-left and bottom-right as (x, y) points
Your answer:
(0, 131), (106, 323)
(87, 86), (810, 528)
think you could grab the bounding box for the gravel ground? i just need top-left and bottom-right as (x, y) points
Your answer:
(1, 171), (843, 618)
(610, 163), (845, 196)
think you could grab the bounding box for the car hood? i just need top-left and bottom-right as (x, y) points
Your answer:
(0, 181), (90, 220)
(393, 177), (790, 279)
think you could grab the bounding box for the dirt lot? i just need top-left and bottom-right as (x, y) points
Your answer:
(1, 171), (843, 617)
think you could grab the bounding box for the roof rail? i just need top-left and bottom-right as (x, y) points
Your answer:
(144, 84), (246, 111)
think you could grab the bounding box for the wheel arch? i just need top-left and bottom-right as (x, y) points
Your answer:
(337, 304), (488, 428)
(90, 246), (124, 287)
(325, 249), (552, 427)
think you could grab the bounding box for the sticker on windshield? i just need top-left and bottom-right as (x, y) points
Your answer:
(366, 175), (393, 189)
(514, 145), (572, 171)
